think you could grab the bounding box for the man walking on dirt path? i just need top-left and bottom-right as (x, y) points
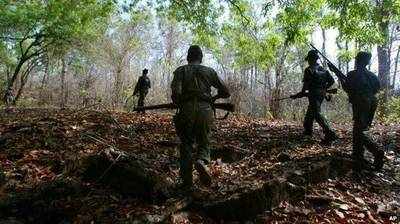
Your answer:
(291, 50), (339, 145)
(133, 69), (151, 113)
(171, 45), (230, 192)
(328, 52), (384, 171)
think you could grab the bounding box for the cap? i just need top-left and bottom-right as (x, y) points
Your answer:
(305, 50), (319, 61)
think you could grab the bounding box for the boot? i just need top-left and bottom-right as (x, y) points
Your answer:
(194, 160), (212, 186)
(321, 132), (339, 145)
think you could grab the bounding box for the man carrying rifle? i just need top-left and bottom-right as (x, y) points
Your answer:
(133, 69), (151, 113)
(171, 45), (230, 191)
(327, 52), (384, 171)
(291, 50), (338, 144)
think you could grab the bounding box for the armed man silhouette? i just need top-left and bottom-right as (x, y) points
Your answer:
(327, 52), (384, 171)
(171, 45), (230, 192)
(291, 50), (339, 144)
(133, 69), (151, 113)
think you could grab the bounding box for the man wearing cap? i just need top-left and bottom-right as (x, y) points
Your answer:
(4, 86), (14, 106)
(171, 45), (230, 191)
(133, 69), (151, 113)
(291, 50), (338, 144)
(328, 52), (384, 171)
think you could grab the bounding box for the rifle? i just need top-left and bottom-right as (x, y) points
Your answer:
(309, 44), (347, 86)
(275, 88), (338, 101)
(133, 102), (235, 119)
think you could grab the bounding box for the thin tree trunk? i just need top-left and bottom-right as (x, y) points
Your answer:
(393, 46), (400, 89)
(113, 67), (123, 109)
(270, 42), (289, 119)
(321, 28), (327, 68)
(336, 37), (343, 71)
(14, 59), (38, 104)
(376, 2), (391, 109)
(60, 57), (67, 108)
(345, 41), (349, 73)
(39, 57), (49, 106)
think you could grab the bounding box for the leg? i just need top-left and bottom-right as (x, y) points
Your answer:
(194, 109), (213, 186)
(194, 109), (213, 164)
(367, 98), (378, 127)
(312, 97), (337, 139)
(174, 114), (195, 187)
(358, 101), (384, 170)
(303, 102), (315, 136)
(137, 92), (146, 113)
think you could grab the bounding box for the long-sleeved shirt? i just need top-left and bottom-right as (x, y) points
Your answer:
(171, 63), (230, 107)
(344, 68), (380, 103)
(302, 64), (335, 95)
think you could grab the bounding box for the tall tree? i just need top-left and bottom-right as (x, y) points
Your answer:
(0, 0), (113, 104)
(326, 0), (400, 103)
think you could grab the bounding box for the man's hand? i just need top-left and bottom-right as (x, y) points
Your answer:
(290, 92), (305, 99)
(211, 95), (219, 103)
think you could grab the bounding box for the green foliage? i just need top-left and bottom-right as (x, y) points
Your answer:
(386, 97), (400, 123)
(157, 0), (222, 36)
(0, 0), (114, 58)
(326, 0), (399, 46)
(276, 0), (325, 44)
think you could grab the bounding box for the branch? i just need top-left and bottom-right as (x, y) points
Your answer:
(224, 0), (251, 25)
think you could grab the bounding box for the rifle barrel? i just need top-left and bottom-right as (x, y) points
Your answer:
(309, 44), (335, 65)
(309, 44), (347, 82)
(134, 102), (235, 112)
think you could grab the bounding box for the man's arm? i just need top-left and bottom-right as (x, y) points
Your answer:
(171, 70), (182, 104)
(133, 78), (140, 95)
(370, 73), (381, 95)
(301, 68), (311, 93)
(325, 71), (335, 89)
(211, 70), (230, 102)
(290, 68), (312, 99)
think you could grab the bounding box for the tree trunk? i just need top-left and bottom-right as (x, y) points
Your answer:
(376, 3), (391, 110)
(377, 29), (390, 108)
(321, 28), (327, 68)
(113, 67), (123, 109)
(39, 57), (49, 106)
(270, 43), (288, 119)
(393, 46), (400, 89)
(336, 37), (343, 71)
(345, 41), (349, 74)
(60, 57), (67, 108)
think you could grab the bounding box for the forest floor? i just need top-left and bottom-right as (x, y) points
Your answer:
(0, 108), (399, 224)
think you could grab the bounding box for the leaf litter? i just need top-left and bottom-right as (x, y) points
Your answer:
(0, 108), (398, 223)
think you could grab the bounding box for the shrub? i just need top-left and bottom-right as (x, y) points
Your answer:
(385, 97), (400, 123)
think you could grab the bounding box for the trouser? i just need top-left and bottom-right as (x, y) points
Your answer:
(303, 95), (336, 137)
(174, 108), (213, 186)
(137, 91), (148, 113)
(352, 98), (380, 162)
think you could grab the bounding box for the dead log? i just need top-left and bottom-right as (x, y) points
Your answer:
(202, 179), (305, 220)
(200, 153), (354, 220)
(81, 147), (173, 197)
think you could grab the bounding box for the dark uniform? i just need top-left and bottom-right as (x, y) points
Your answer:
(4, 87), (14, 106)
(171, 45), (230, 188)
(292, 50), (338, 142)
(328, 52), (384, 171)
(134, 69), (151, 112)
